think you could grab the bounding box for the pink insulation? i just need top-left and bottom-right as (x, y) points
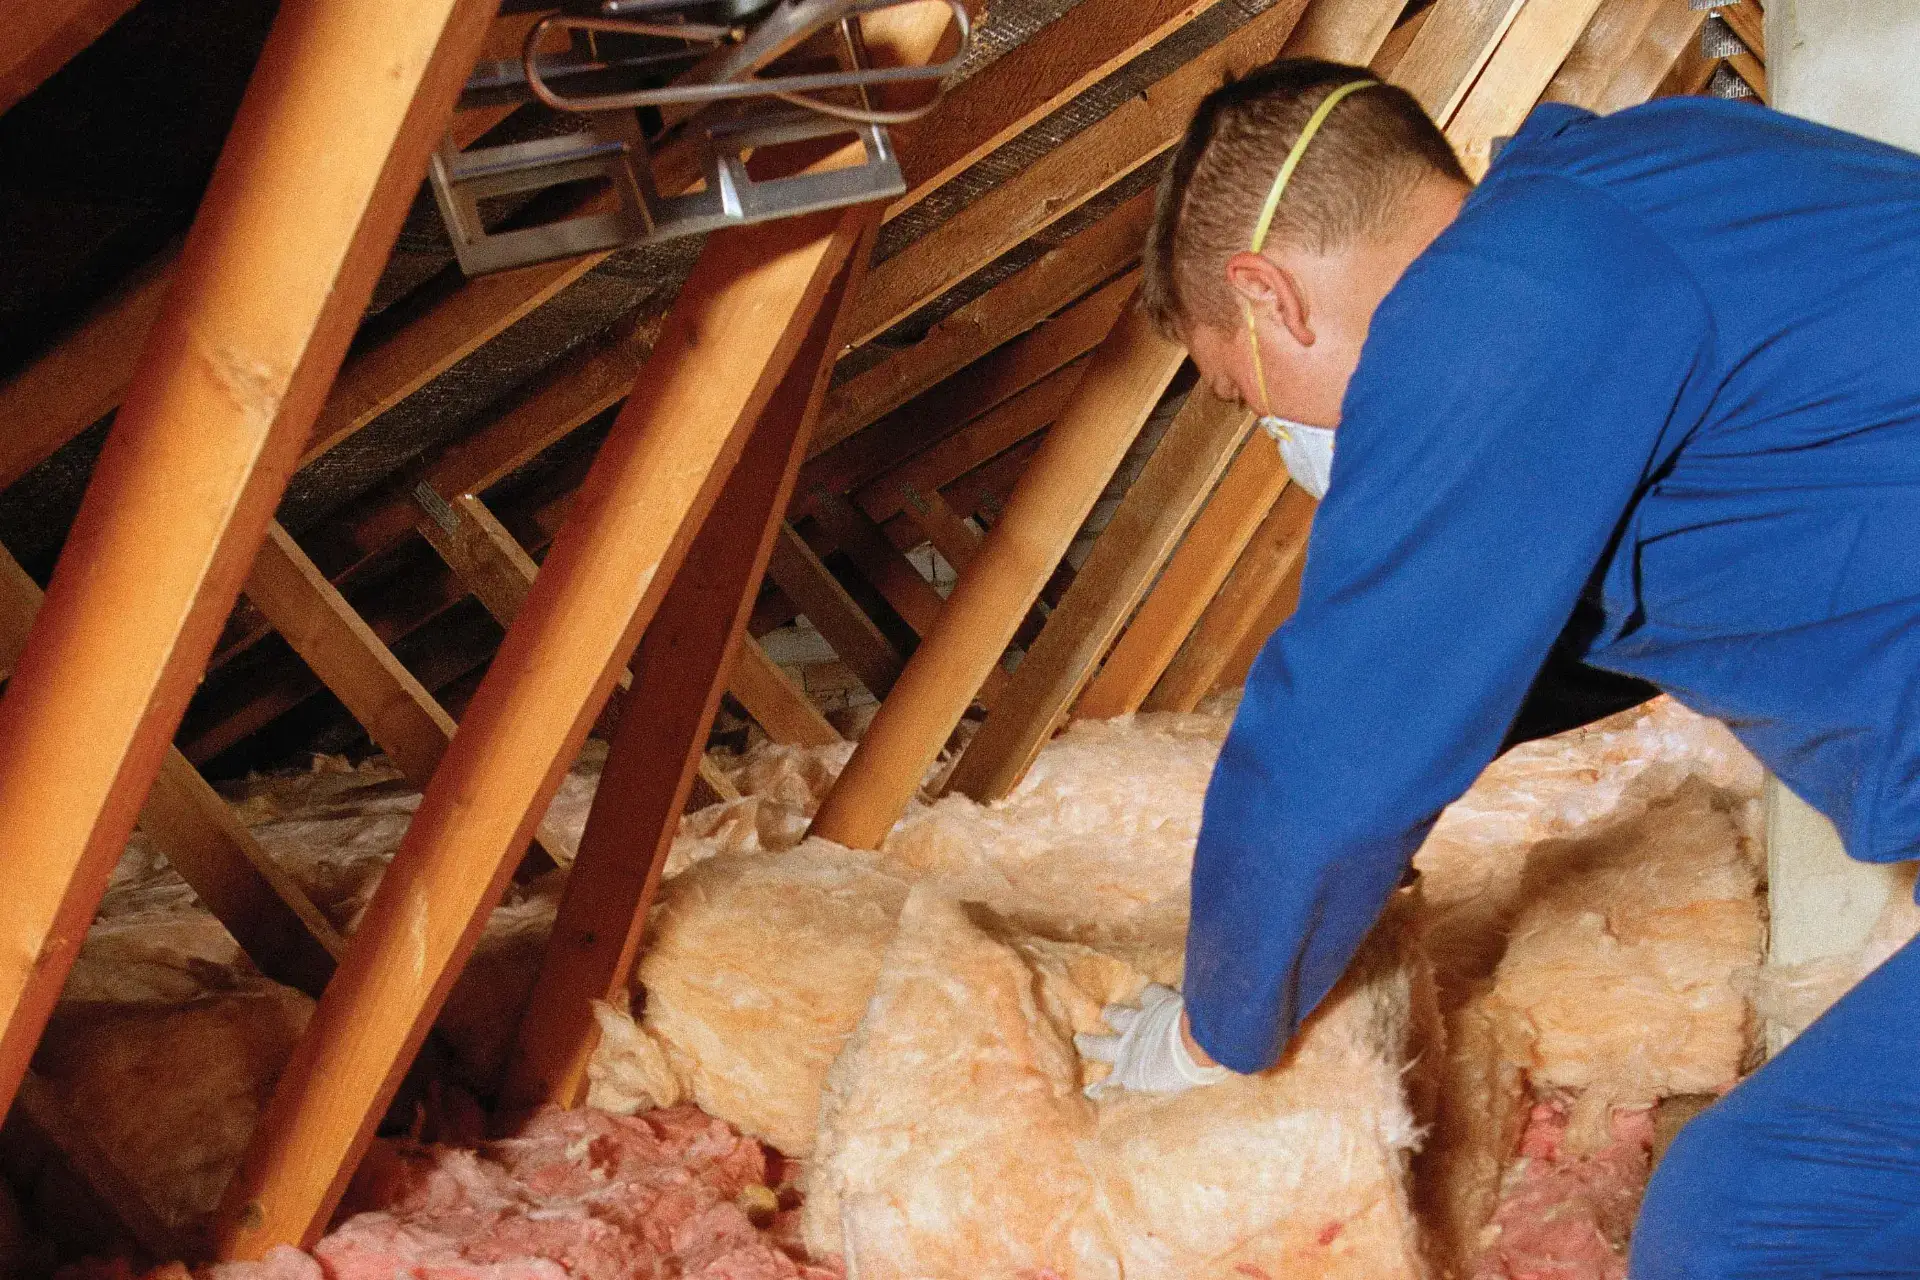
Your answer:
(210, 1106), (833, 1280)
(1469, 1103), (1653, 1280)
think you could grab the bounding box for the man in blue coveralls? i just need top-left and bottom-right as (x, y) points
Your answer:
(1074, 58), (1920, 1276)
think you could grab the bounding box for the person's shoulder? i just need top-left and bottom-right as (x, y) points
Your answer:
(1413, 169), (1697, 320)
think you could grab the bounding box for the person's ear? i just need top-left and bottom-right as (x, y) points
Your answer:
(1224, 251), (1315, 349)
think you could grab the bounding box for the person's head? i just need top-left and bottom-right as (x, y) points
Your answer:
(1144, 59), (1471, 433)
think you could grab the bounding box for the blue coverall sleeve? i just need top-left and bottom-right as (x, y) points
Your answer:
(1183, 184), (1712, 1072)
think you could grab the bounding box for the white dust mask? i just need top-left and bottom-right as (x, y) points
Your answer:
(1259, 415), (1335, 500)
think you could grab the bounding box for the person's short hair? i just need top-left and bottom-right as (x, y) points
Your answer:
(1142, 58), (1468, 340)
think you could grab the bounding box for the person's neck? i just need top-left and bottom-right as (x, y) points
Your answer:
(1343, 175), (1471, 314)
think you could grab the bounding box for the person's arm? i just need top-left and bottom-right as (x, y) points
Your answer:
(1184, 189), (1712, 1073)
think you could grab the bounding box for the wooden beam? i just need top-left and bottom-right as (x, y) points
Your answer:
(946, 390), (1253, 800)
(1284, 0), (1409, 71)
(1214, 537), (1308, 693)
(245, 524), (461, 790)
(210, 8), (954, 1242)
(0, 254), (173, 492)
(248, 520), (571, 899)
(845, 0), (1314, 349)
(802, 271), (1135, 504)
(1540, 0), (1667, 107)
(1445, 0), (1611, 176)
(0, 0), (498, 1121)
(1144, 484), (1316, 712)
(0, 0), (141, 115)
(1370, 5), (1438, 80)
(1075, 439), (1289, 720)
(766, 521), (904, 699)
(1391, 0), (1531, 120)
(412, 489), (541, 627)
(852, 359), (1084, 523)
(811, 300), (1184, 849)
(811, 487), (1013, 705)
(1727, 48), (1766, 100)
(0, 545), (342, 998)
(819, 188), (1151, 450)
(892, 0), (1226, 215)
(730, 634), (842, 747)
(899, 482), (985, 574)
(807, 489), (946, 637)
(1652, 19), (1718, 97)
(1594, 0), (1707, 110)
(1718, 1), (1763, 60)
(499, 241), (861, 1113)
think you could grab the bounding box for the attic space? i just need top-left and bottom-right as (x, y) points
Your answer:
(0, 0), (1916, 1277)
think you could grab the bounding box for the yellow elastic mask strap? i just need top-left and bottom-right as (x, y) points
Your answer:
(1242, 77), (1379, 415)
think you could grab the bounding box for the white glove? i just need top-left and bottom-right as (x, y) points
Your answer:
(1075, 983), (1229, 1099)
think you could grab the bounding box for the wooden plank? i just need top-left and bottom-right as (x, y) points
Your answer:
(808, 488), (946, 636)
(1213, 539), (1308, 692)
(730, 634), (842, 747)
(820, 188), (1151, 449)
(1445, 0), (1612, 176)
(0, 0), (498, 1122)
(1384, 0), (1529, 120)
(1144, 484), (1317, 712)
(1282, 0), (1408, 68)
(1370, 5), (1437, 80)
(210, 5), (953, 1233)
(1719, 1), (1763, 59)
(811, 301), (1185, 850)
(1652, 21), (1718, 97)
(1594, 0), (1706, 110)
(0, 254), (173, 492)
(893, 0), (1224, 214)
(0, 0), (141, 114)
(0, 545), (341, 998)
(1076, 439), (1289, 720)
(1540, 0), (1667, 107)
(811, 487), (1013, 705)
(413, 490), (541, 627)
(766, 521), (904, 699)
(899, 482), (985, 574)
(246, 524), (460, 789)
(499, 245), (861, 1113)
(845, 0), (1313, 349)
(803, 271), (1135, 502)
(1727, 48), (1766, 100)
(853, 360), (1084, 523)
(946, 390), (1254, 800)
(414, 482), (847, 753)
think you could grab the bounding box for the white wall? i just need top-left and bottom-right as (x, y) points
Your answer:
(1760, 0), (1919, 1049)
(1768, 0), (1920, 152)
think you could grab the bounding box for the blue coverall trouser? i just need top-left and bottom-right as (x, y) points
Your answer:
(1630, 932), (1920, 1277)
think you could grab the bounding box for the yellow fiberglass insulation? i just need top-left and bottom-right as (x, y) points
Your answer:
(801, 887), (1433, 1280)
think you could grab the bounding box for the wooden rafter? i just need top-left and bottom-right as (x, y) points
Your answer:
(946, 390), (1254, 800)
(1145, 485), (1317, 713)
(812, 300), (1186, 850)
(1594, 0), (1708, 111)
(0, 0), (499, 1120)
(0, 544), (342, 998)
(1075, 441), (1290, 720)
(211, 9), (958, 1253)
(499, 238), (865, 1114)
(0, 0), (142, 116)
(846, 0), (1315, 349)
(1445, 0), (1612, 175)
(816, 188), (1153, 451)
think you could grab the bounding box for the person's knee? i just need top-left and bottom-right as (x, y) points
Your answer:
(1630, 1105), (1747, 1280)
